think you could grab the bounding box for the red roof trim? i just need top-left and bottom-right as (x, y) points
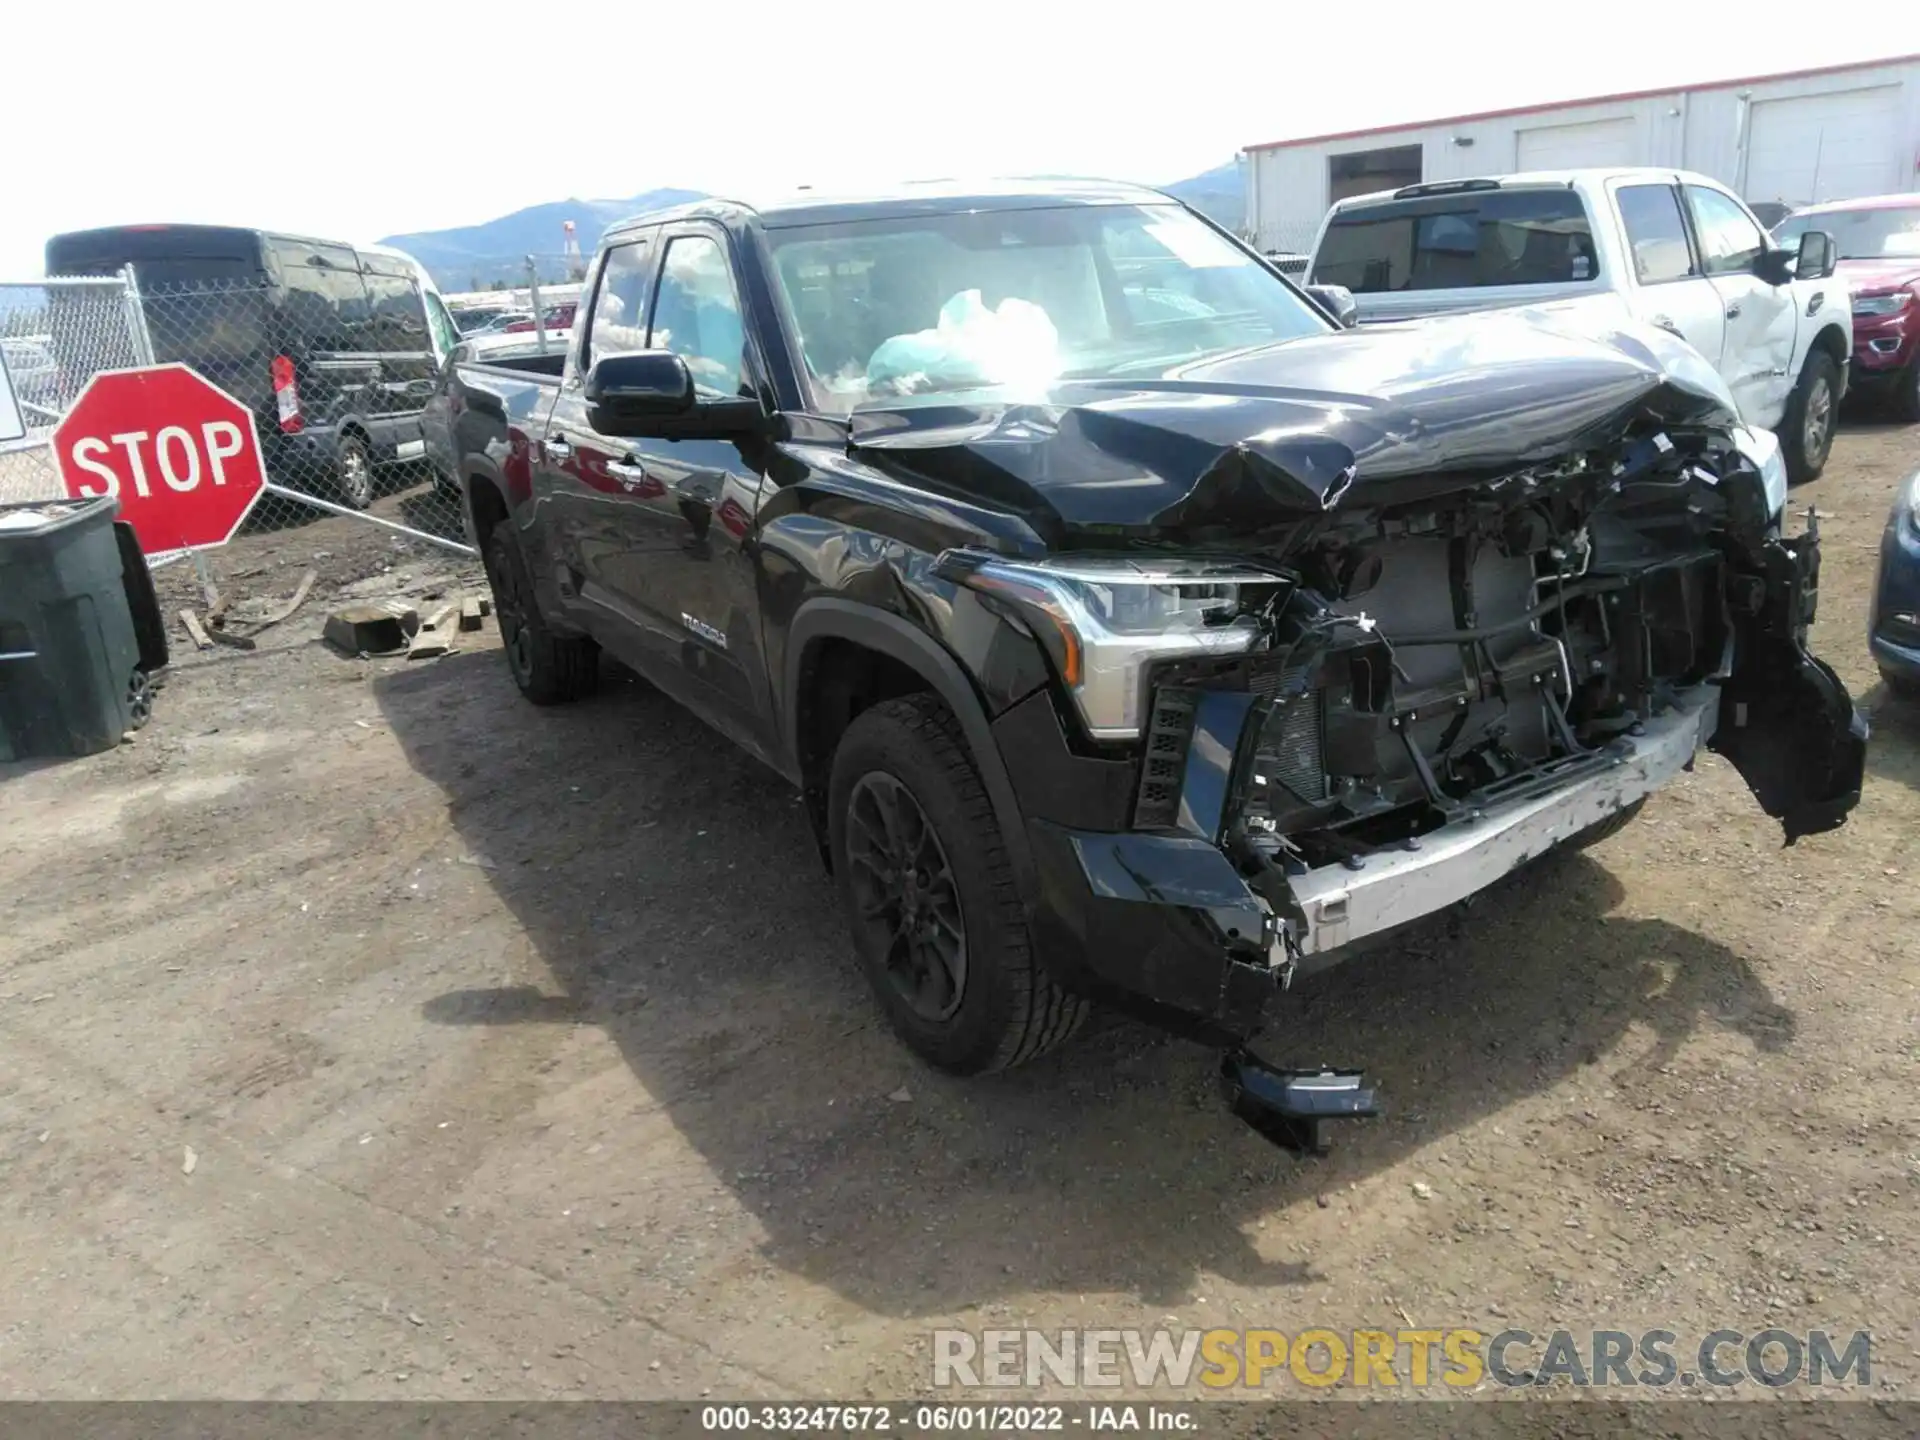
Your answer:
(1245, 51), (1920, 154)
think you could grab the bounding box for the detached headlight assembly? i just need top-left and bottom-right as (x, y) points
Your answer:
(938, 552), (1284, 740)
(1853, 292), (1912, 317)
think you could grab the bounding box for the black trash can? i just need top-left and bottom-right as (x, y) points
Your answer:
(0, 495), (166, 761)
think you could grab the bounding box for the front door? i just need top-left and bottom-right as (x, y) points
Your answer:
(1685, 184), (1797, 428)
(611, 224), (776, 762)
(539, 233), (668, 663)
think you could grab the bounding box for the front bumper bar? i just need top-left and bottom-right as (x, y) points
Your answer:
(1282, 685), (1721, 957)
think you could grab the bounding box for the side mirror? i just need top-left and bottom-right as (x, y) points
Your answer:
(1754, 247), (1796, 286)
(1795, 229), (1837, 281)
(584, 349), (764, 439)
(1306, 283), (1360, 329)
(584, 350), (694, 420)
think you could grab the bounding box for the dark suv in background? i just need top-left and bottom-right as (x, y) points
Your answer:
(44, 225), (461, 507)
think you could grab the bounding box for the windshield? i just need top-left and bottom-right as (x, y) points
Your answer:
(1774, 206), (1920, 260)
(763, 203), (1328, 414)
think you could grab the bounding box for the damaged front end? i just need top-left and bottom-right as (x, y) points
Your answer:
(936, 400), (1865, 1154)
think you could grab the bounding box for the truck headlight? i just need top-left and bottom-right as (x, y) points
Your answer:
(1732, 424), (1787, 521)
(938, 552), (1283, 739)
(1853, 292), (1912, 317)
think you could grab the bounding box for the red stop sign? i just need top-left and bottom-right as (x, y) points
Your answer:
(53, 363), (267, 557)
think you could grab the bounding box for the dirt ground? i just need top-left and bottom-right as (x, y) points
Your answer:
(3, 424), (1919, 1408)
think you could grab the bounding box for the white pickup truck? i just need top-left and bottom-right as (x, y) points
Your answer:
(1305, 168), (1853, 482)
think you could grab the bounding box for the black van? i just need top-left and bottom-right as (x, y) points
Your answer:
(43, 225), (461, 508)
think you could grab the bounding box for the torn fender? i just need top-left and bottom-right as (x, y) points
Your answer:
(1711, 530), (1869, 844)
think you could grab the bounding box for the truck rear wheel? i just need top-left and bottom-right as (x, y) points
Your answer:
(1781, 350), (1839, 484)
(337, 434), (376, 509)
(483, 526), (598, 705)
(827, 694), (1087, 1074)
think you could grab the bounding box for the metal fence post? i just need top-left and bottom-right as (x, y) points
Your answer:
(119, 265), (156, 366)
(527, 257), (548, 356)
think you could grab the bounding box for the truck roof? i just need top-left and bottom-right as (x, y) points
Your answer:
(1326, 167), (1726, 213)
(602, 177), (1175, 239)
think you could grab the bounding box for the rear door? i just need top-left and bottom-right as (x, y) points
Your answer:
(1684, 183), (1797, 427)
(1610, 178), (1726, 368)
(359, 258), (439, 461)
(269, 238), (380, 441)
(537, 230), (665, 654)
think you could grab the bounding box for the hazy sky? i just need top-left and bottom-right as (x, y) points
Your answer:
(4, 1), (1912, 275)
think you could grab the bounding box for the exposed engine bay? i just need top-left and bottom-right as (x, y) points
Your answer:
(1126, 420), (1864, 943)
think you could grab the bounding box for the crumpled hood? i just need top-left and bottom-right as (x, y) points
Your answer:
(846, 309), (1739, 542)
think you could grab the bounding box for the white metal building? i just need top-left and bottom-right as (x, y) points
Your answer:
(1245, 53), (1920, 253)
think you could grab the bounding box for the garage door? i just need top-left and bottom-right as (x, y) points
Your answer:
(1515, 117), (1637, 173)
(1745, 86), (1902, 208)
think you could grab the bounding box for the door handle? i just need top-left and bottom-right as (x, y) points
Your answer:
(669, 473), (720, 506)
(542, 434), (573, 461)
(607, 458), (650, 492)
(1725, 303), (1742, 320)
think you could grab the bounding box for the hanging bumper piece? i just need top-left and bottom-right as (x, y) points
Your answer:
(1221, 1051), (1380, 1156)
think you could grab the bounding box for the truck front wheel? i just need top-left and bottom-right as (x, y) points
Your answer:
(483, 526), (598, 705)
(827, 694), (1087, 1074)
(1781, 350), (1840, 484)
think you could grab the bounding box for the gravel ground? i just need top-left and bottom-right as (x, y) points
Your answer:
(1, 425), (1917, 1410)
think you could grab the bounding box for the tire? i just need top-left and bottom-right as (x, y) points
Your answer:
(1892, 356), (1920, 425)
(1781, 350), (1840, 485)
(827, 693), (1087, 1074)
(337, 434), (376, 509)
(126, 668), (153, 730)
(1561, 797), (1646, 854)
(482, 524), (598, 705)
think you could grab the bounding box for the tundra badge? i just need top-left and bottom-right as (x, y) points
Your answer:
(681, 613), (728, 649)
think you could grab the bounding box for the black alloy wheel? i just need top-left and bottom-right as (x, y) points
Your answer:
(842, 770), (969, 1022)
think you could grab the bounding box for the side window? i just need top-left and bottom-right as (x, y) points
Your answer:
(284, 263), (370, 350)
(1616, 185), (1698, 284)
(587, 240), (654, 366)
(649, 234), (747, 398)
(364, 272), (429, 353)
(1685, 186), (1765, 277)
(321, 266), (372, 349)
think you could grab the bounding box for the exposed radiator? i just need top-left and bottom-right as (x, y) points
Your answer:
(1254, 666), (1327, 804)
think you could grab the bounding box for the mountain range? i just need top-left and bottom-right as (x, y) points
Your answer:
(378, 163), (1246, 292)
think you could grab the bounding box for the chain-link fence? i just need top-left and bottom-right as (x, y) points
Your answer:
(1, 275), (150, 504)
(1255, 221), (1323, 275)
(2, 271), (473, 558)
(133, 275), (470, 552)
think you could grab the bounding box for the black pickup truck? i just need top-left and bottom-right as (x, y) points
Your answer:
(439, 180), (1864, 1151)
